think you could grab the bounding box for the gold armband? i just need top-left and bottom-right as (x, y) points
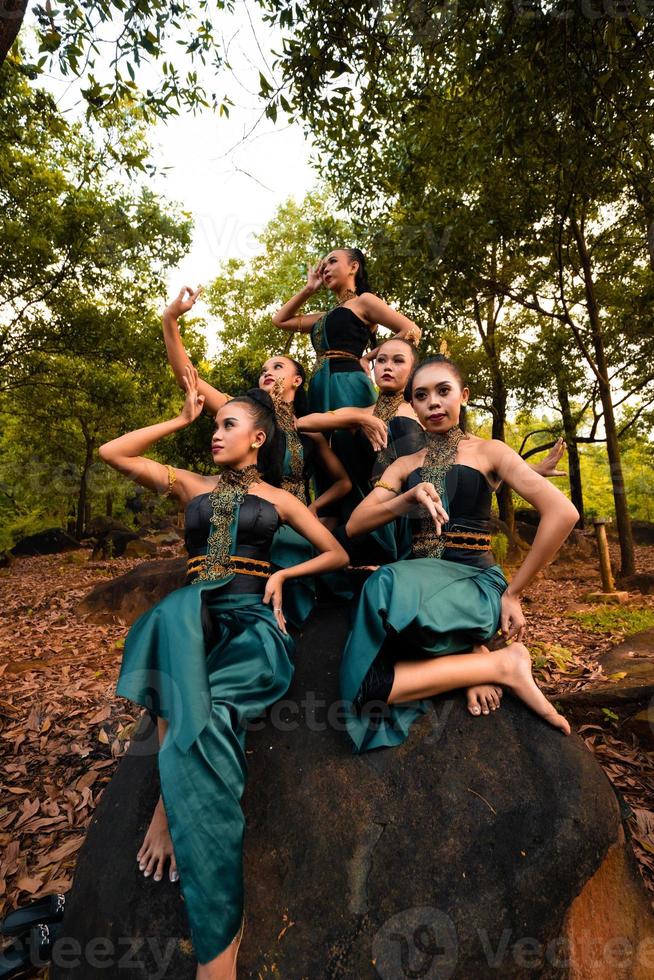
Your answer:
(162, 464), (177, 497)
(374, 479), (400, 494)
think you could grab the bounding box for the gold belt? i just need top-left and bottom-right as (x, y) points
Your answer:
(186, 554), (271, 578)
(412, 529), (492, 552)
(322, 349), (361, 361)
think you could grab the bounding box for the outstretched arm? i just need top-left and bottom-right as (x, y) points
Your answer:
(297, 406), (388, 451)
(271, 265), (326, 332)
(98, 366), (208, 505)
(162, 287), (229, 416)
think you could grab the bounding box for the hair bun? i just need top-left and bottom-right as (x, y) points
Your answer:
(244, 387), (274, 412)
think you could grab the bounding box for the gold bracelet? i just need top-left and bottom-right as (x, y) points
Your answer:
(374, 479), (400, 494)
(162, 464), (177, 497)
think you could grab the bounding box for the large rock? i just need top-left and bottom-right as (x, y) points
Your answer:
(11, 528), (80, 556)
(52, 605), (654, 979)
(558, 629), (654, 711)
(124, 538), (158, 559)
(77, 558), (187, 625)
(91, 529), (140, 559)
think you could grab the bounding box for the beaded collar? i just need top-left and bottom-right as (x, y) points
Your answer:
(412, 425), (468, 559)
(373, 391), (405, 424)
(196, 464), (261, 581)
(271, 382), (306, 502)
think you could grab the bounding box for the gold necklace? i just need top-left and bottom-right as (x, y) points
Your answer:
(337, 287), (358, 305)
(270, 380), (306, 502)
(197, 465), (261, 581)
(412, 426), (467, 559)
(373, 391), (404, 424)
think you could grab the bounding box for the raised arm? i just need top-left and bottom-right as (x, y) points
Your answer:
(357, 293), (422, 352)
(271, 265), (326, 333)
(163, 287), (229, 416)
(98, 366), (209, 505)
(489, 440), (579, 639)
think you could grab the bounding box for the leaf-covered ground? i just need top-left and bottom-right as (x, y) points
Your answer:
(1, 542), (653, 928)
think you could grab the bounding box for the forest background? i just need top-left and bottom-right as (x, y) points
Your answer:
(1, 0), (653, 579)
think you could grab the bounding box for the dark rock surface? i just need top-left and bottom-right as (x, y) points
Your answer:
(91, 529), (140, 560)
(77, 558), (186, 625)
(11, 528), (80, 557)
(558, 629), (654, 711)
(52, 605), (654, 978)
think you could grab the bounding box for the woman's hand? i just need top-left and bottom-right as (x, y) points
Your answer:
(501, 591), (526, 642)
(179, 364), (206, 424)
(533, 438), (567, 478)
(263, 570), (288, 634)
(359, 415), (388, 452)
(165, 285), (203, 321)
(405, 481), (449, 531)
(306, 263), (324, 294)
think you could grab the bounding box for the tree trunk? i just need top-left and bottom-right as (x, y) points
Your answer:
(106, 493), (113, 518)
(76, 430), (94, 539)
(596, 380), (635, 576)
(555, 377), (585, 528)
(570, 217), (635, 576)
(0, 0), (28, 65)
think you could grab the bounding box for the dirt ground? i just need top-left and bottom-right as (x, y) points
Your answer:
(1, 539), (653, 929)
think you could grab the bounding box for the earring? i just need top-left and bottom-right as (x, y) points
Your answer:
(250, 442), (258, 449)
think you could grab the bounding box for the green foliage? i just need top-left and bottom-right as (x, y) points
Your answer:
(262, 0), (654, 573)
(490, 532), (508, 567)
(530, 642), (574, 673)
(205, 190), (353, 367)
(0, 54), (192, 540)
(567, 606), (654, 637)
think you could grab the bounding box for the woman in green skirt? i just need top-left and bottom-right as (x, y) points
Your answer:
(340, 354), (577, 753)
(162, 286), (351, 626)
(272, 248), (422, 527)
(99, 369), (347, 978)
(272, 248), (421, 414)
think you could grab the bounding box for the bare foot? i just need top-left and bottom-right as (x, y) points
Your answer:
(137, 795), (178, 883)
(501, 643), (571, 735)
(467, 684), (503, 716)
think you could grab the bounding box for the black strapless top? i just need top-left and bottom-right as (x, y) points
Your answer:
(405, 464), (495, 568)
(371, 416), (426, 483)
(311, 307), (371, 373)
(185, 492), (279, 594)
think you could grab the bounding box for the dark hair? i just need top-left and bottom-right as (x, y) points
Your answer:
(404, 355), (468, 431)
(285, 356), (309, 418)
(228, 388), (285, 485)
(344, 247), (372, 295)
(376, 336), (419, 366)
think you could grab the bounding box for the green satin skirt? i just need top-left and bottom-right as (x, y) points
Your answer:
(116, 579), (295, 963)
(307, 362), (376, 413)
(339, 558), (507, 753)
(270, 523), (315, 628)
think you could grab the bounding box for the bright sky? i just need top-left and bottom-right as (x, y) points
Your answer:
(24, 3), (316, 324)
